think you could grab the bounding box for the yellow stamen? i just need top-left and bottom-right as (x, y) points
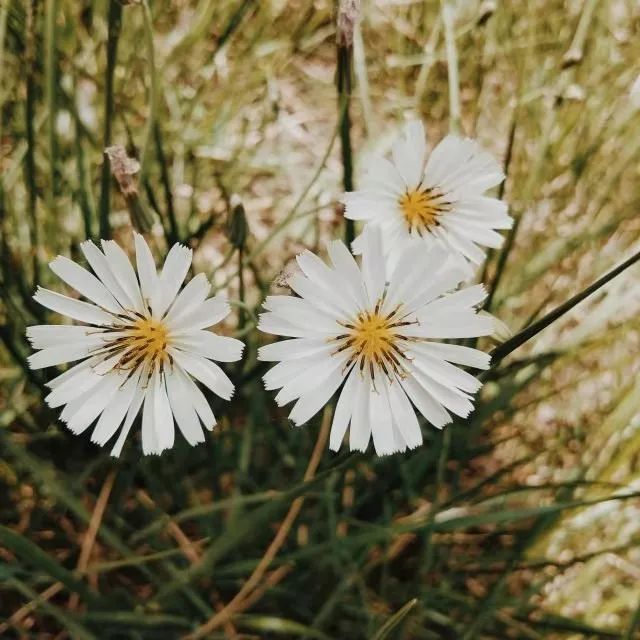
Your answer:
(399, 188), (444, 231)
(120, 317), (169, 367)
(351, 312), (394, 362)
(335, 306), (416, 381)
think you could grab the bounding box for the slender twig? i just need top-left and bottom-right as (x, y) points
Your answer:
(44, 0), (58, 216)
(153, 123), (179, 244)
(489, 246), (640, 368)
(479, 116), (517, 291)
(187, 406), (333, 638)
(336, 1), (357, 244)
(139, 0), (159, 184)
(24, 0), (40, 286)
(68, 470), (117, 611)
(441, 0), (461, 134)
(99, 0), (123, 239)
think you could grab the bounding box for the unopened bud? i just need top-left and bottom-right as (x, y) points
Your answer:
(227, 194), (248, 250)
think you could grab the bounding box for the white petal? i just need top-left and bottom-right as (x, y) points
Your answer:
(34, 287), (114, 326)
(360, 226), (386, 305)
(91, 368), (142, 446)
(262, 297), (340, 334)
(326, 240), (368, 310)
(329, 365), (358, 451)
(155, 243), (193, 318)
(423, 284), (487, 314)
(170, 349), (234, 400)
(166, 294), (230, 333)
(384, 242), (450, 313)
(400, 375), (451, 429)
(80, 240), (134, 310)
(274, 354), (345, 407)
(349, 375), (371, 452)
(64, 372), (124, 435)
(296, 250), (356, 311)
(258, 338), (332, 362)
(288, 363), (344, 426)
(153, 372), (175, 452)
(403, 311), (494, 339)
(369, 380), (396, 455)
(410, 349), (482, 394)
(27, 325), (103, 350)
(342, 191), (397, 221)
(174, 364), (216, 430)
(288, 272), (350, 318)
(387, 380), (422, 449)
(391, 120), (426, 187)
(263, 358), (315, 391)
(258, 311), (331, 338)
(29, 345), (94, 370)
(101, 240), (145, 314)
(417, 342), (490, 370)
(410, 365), (474, 418)
(45, 365), (103, 408)
(46, 356), (102, 389)
(142, 371), (160, 455)
(171, 331), (244, 363)
(165, 367), (205, 446)
(359, 155), (405, 195)
(110, 374), (146, 457)
(164, 273), (211, 325)
(49, 256), (121, 313)
(134, 233), (159, 311)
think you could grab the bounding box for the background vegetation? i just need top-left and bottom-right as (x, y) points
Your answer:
(1, 0), (640, 637)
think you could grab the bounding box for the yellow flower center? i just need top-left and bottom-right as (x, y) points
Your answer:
(398, 187), (448, 233)
(334, 304), (418, 381)
(350, 312), (395, 363)
(112, 317), (170, 371)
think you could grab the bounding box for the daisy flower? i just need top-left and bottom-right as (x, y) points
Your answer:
(27, 234), (244, 457)
(257, 227), (493, 455)
(343, 120), (512, 272)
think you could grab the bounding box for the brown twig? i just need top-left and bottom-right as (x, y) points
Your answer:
(186, 406), (333, 638)
(68, 469), (117, 610)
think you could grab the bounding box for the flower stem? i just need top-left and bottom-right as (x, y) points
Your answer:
(99, 0), (123, 240)
(489, 246), (640, 368)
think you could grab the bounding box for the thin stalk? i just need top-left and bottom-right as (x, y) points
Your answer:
(99, 0), (122, 239)
(441, 0), (461, 134)
(25, 0), (39, 286)
(153, 123), (179, 244)
(0, 0), (9, 147)
(479, 115), (517, 290)
(44, 0), (58, 216)
(237, 247), (246, 331)
(74, 114), (95, 240)
(139, 0), (159, 184)
(337, 38), (354, 244)
(489, 246), (640, 368)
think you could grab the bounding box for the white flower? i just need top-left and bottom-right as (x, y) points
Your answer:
(27, 234), (244, 457)
(257, 227), (493, 455)
(343, 120), (512, 272)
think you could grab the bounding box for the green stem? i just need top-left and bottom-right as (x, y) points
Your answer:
(441, 0), (461, 134)
(139, 0), (159, 184)
(44, 0), (58, 216)
(489, 246), (640, 368)
(153, 123), (179, 244)
(337, 41), (354, 245)
(99, 0), (122, 239)
(25, 0), (39, 286)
